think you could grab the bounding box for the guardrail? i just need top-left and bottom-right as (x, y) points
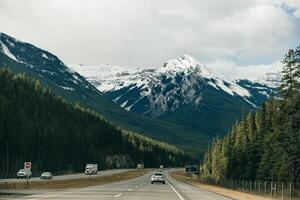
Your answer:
(198, 177), (300, 200)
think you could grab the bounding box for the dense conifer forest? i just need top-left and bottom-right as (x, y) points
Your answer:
(201, 45), (300, 183)
(0, 69), (189, 177)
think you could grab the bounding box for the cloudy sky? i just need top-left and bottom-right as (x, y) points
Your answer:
(1, 0), (300, 79)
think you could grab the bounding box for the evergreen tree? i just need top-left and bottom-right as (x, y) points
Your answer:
(201, 45), (300, 183)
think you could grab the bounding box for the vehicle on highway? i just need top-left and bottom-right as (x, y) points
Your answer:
(151, 171), (165, 184)
(137, 163), (144, 169)
(41, 172), (53, 180)
(85, 164), (98, 175)
(16, 169), (31, 179)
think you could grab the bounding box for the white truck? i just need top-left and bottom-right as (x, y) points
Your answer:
(85, 164), (98, 175)
(137, 163), (144, 169)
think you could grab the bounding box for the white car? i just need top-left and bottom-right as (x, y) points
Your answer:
(16, 169), (31, 179)
(151, 172), (165, 184)
(41, 172), (53, 180)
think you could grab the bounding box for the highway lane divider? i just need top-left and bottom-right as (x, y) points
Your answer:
(166, 179), (185, 200)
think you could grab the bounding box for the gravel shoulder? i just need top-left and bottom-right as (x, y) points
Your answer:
(169, 170), (271, 200)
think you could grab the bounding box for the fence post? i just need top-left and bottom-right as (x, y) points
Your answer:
(281, 182), (284, 200)
(242, 180), (244, 191)
(271, 182), (273, 198)
(258, 181), (261, 194)
(289, 183), (292, 200)
(250, 180), (252, 193)
(265, 181), (267, 196)
(275, 182), (277, 199)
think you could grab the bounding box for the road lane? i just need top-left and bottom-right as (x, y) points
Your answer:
(1, 170), (232, 200)
(0, 169), (134, 183)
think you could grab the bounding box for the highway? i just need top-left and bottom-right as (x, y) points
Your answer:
(0, 171), (232, 200)
(0, 169), (133, 183)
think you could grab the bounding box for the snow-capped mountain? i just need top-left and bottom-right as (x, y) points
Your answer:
(0, 32), (99, 96)
(0, 32), (280, 153)
(252, 72), (282, 88)
(70, 55), (278, 136)
(71, 55), (277, 116)
(71, 55), (250, 114)
(1, 32), (214, 154)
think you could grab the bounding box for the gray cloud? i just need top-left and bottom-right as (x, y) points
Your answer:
(0, 0), (299, 78)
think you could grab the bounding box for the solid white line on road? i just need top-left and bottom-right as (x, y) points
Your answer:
(114, 193), (122, 198)
(166, 180), (184, 200)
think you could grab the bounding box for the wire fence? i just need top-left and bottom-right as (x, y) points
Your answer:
(198, 177), (300, 200)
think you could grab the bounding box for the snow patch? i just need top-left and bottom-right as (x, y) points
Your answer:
(60, 86), (75, 91)
(120, 100), (128, 108)
(41, 52), (49, 60)
(41, 69), (55, 75)
(0, 41), (18, 62)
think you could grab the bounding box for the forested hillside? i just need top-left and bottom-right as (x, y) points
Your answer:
(0, 69), (189, 177)
(201, 45), (300, 183)
(0, 33), (208, 154)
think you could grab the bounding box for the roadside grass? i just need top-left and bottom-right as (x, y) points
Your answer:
(169, 170), (271, 200)
(0, 169), (150, 190)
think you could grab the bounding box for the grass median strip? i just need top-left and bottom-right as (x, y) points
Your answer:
(169, 170), (271, 200)
(0, 169), (150, 190)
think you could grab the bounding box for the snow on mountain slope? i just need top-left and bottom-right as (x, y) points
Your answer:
(70, 55), (259, 116)
(251, 72), (282, 88)
(0, 32), (101, 97)
(69, 64), (155, 92)
(70, 55), (250, 97)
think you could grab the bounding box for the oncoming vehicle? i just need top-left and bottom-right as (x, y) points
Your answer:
(151, 172), (165, 184)
(16, 169), (31, 179)
(41, 172), (53, 180)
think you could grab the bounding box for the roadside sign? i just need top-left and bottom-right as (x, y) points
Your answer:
(185, 165), (198, 173)
(24, 162), (31, 169)
(24, 162), (31, 179)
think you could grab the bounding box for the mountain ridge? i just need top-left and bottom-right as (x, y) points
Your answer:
(0, 32), (210, 154)
(70, 55), (280, 139)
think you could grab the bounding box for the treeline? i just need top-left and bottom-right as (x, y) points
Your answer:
(0, 69), (189, 177)
(201, 45), (300, 183)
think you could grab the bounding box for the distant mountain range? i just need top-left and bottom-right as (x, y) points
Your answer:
(0, 32), (281, 154)
(70, 56), (280, 137)
(0, 33), (209, 154)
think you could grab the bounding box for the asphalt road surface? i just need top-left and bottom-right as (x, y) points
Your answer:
(0, 169), (133, 183)
(0, 170), (232, 200)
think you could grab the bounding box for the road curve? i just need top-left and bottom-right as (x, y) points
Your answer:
(1, 170), (232, 200)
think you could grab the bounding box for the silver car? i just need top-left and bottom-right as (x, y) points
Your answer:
(151, 172), (165, 184)
(41, 172), (53, 180)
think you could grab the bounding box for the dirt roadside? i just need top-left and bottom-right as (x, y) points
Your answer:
(0, 169), (150, 189)
(169, 170), (271, 200)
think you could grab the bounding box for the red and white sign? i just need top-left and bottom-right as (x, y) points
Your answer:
(24, 162), (31, 169)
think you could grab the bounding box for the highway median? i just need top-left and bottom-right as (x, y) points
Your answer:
(0, 169), (150, 190)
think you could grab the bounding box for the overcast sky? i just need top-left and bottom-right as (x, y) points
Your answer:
(1, 0), (300, 79)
